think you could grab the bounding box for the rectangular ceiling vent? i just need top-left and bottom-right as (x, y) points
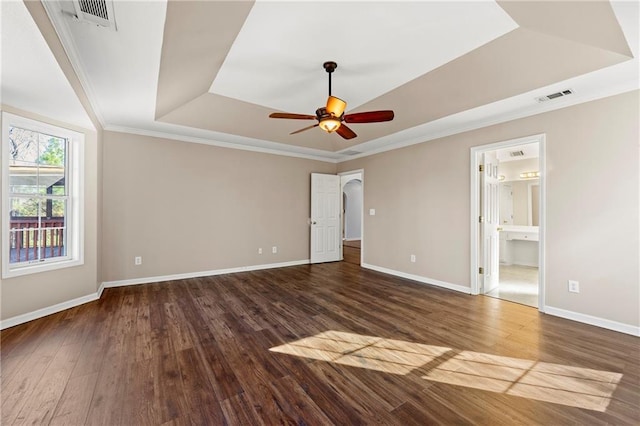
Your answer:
(73, 0), (117, 30)
(536, 89), (574, 103)
(509, 150), (525, 157)
(342, 150), (362, 156)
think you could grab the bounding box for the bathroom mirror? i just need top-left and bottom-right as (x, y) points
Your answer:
(500, 178), (539, 227)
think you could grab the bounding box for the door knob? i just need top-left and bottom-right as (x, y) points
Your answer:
(311, 221), (317, 225)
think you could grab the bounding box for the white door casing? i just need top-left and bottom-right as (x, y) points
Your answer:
(481, 152), (500, 293)
(310, 173), (341, 263)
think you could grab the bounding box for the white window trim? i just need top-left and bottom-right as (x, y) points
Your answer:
(1, 112), (84, 279)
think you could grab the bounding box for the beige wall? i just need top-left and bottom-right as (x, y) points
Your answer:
(339, 90), (639, 327)
(101, 132), (336, 282)
(0, 105), (101, 320)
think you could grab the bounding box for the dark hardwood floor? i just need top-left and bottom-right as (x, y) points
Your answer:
(2, 262), (639, 425)
(343, 240), (361, 265)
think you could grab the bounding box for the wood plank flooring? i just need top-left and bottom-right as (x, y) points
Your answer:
(342, 241), (361, 265)
(2, 262), (639, 425)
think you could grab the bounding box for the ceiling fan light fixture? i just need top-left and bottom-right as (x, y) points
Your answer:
(326, 96), (346, 117)
(319, 118), (341, 133)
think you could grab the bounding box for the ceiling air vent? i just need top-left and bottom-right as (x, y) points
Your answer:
(73, 0), (117, 30)
(536, 89), (574, 103)
(509, 150), (525, 157)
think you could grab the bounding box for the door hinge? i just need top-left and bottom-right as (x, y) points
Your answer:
(479, 216), (484, 223)
(479, 267), (484, 274)
(479, 164), (484, 172)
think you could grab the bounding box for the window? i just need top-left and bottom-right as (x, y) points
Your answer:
(2, 112), (84, 278)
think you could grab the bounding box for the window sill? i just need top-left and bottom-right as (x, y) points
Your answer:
(2, 257), (84, 279)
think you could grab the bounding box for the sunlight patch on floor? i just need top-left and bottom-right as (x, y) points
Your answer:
(270, 330), (622, 412)
(269, 330), (449, 375)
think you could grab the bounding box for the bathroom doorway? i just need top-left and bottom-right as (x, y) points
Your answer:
(471, 135), (545, 310)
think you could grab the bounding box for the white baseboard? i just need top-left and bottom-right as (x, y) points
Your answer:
(1, 260), (309, 330)
(361, 263), (472, 294)
(0, 291), (101, 330)
(97, 281), (105, 298)
(102, 259), (310, 288)
(544, 306), (640, 337)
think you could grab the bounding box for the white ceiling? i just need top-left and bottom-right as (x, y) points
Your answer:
(3, 1), (639, 163)
(209, 1), (518, 113)
(0, 1), (93, 129)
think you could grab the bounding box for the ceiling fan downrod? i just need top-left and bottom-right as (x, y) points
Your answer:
(323, 61), (337, 96)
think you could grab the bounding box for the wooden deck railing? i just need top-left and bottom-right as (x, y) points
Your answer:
(9, 217), (65, 263)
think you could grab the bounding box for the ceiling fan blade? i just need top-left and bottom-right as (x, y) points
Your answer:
(269, 112), (316, 120)
(326, 96), (346, 117)
(336, 124), (357, 140)
(290, 124), (319, 135)
(344, 110), (394, 124)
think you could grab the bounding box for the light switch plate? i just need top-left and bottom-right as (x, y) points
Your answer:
(568, 280), (580, 293)
(369, 208), (376, 216)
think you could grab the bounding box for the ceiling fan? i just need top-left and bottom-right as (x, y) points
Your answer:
(268, 61), (394, 140)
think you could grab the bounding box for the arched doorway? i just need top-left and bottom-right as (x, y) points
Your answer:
(341, 172), (363, 265)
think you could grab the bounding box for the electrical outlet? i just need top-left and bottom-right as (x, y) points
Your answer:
(568, 280), (580, 293)
(272, 246), (277, 254)
(134, 256), (142, 266)
(258, 248), (262, 254)
(410, 254), (416, 263)
(369, 208), (376, 216)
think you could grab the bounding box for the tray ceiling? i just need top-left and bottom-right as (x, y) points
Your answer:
(14, 1), (640, 161)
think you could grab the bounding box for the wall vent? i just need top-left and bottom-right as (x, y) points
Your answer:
(536, 89), (573, 103)
(509, 150), (525, 157)
(73, 0), (117, 30)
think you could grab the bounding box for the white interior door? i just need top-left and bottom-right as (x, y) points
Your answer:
(499, 183), (513, 225)
(480, 152), (500, 293)
(311, 173), (341, 263)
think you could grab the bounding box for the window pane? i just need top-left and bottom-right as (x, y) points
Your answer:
(38, 169), (66, 195)
(9, 172), (40, 194)
(9, 126), (39, 194)
(42, 200), (67, 260)
(8, 127), (67, 195)
(8, 198), (67, 264)
(9, 196), (41, 218)
(9, 198), (43, 264)
(38, 135), (66, 166)
(38, 134), (66, 195)
(8, 127), (39, 166)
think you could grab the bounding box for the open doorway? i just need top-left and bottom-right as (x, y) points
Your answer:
(490, 142), (540, 307)
(340, 170), (363, 265)
(470, 135), (545, 311)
